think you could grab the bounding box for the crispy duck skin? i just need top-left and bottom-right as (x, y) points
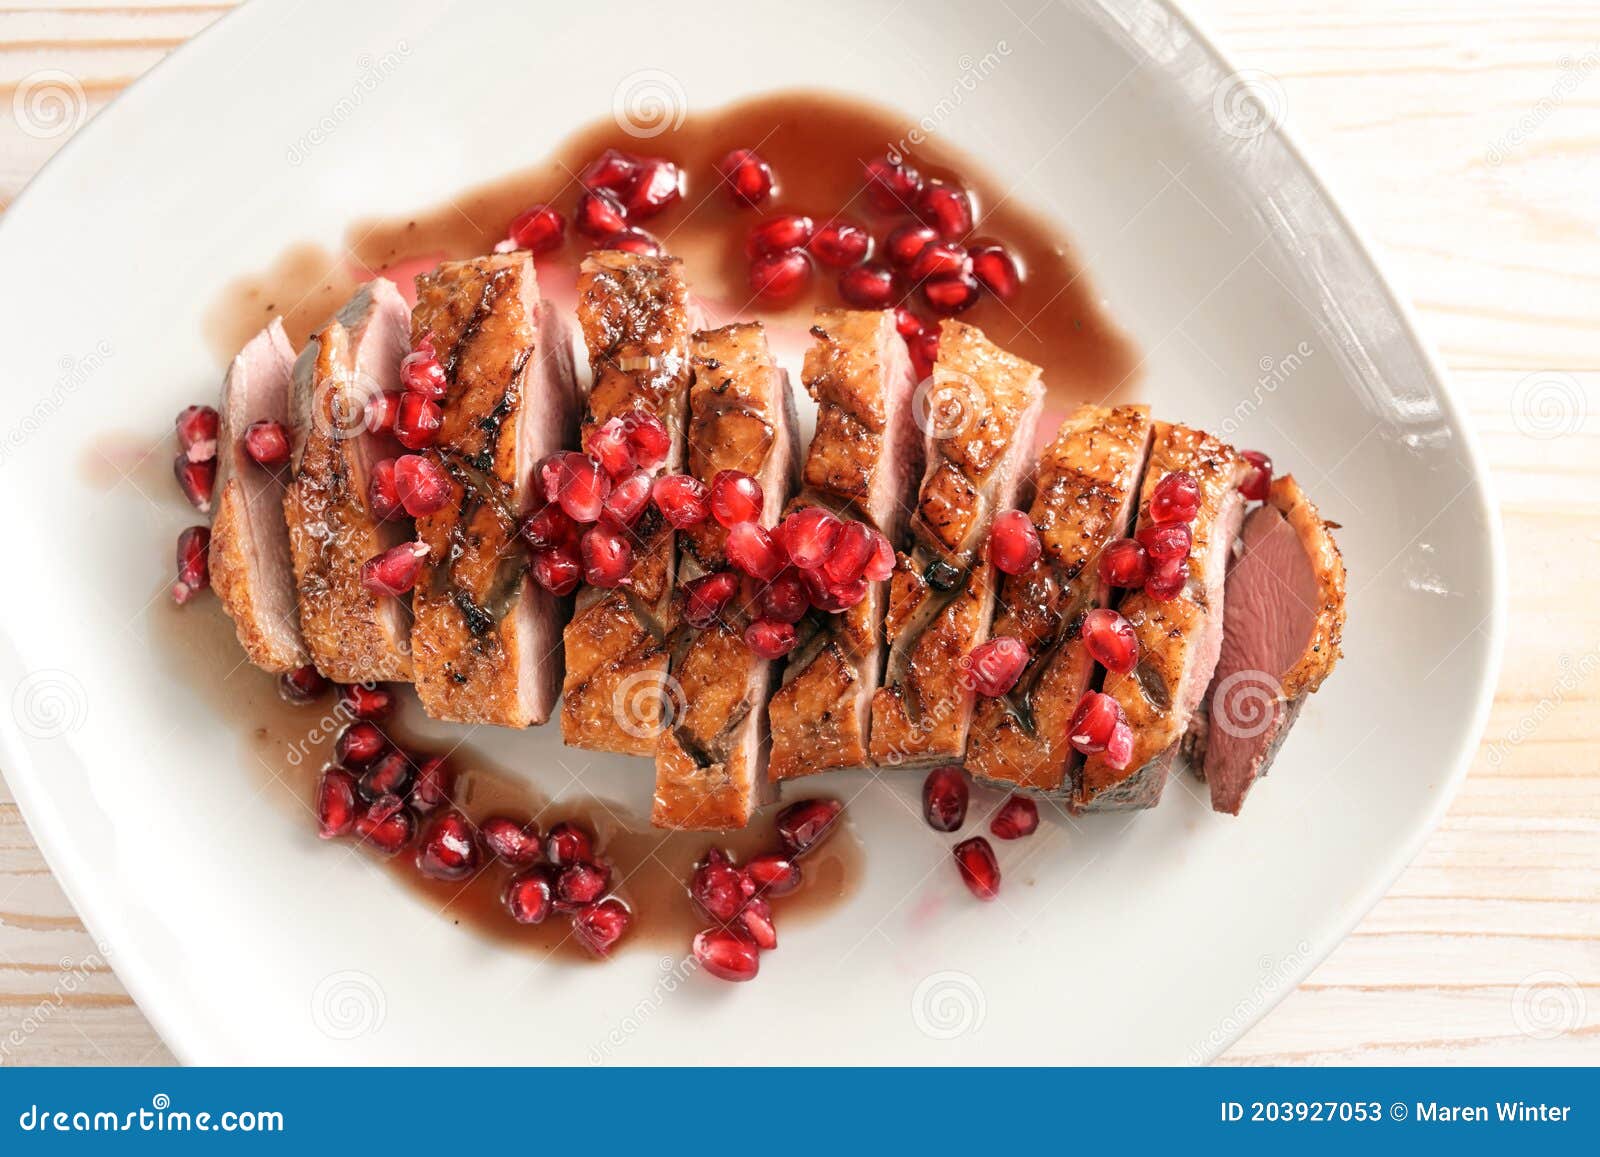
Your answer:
(561, 251), (700, 754)
(283, 278), (412, 683)
(654, 323), (800, 830)
(768, 309), (921, 781)
(408, 253), (580, 727)
(965, 404), (1153, 792)
(1075, 422), (1247, 811)
(869, 321), (1044, 770)
(209, 319), (309, 673)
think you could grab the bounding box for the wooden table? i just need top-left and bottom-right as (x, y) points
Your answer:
(1, 0), (1594, 1065)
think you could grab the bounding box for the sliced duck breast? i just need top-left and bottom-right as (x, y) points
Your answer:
(767, 309), (921, 780)
(561, 251), (700, 754)
(209, 319), (309, 673)
(1075, 422), (1247, 811)
(408, 253), (581, 727)
(965, 404), (1153, 791)
(283, 278), (413, 683)
(869, 320), (1044, 770)
(1198, 474), (1346, 814)
(654, 323), (800, 829)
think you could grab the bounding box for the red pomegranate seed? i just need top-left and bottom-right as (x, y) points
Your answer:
(709, 470), (764, 527)
(990, 794), (1040, 840)
(600, 228), (662, 257)
(358, 750), (415, 801)
(990, 509), (1042, 575)
(822, 520), (874, 584)
(479, 817), (542, 866)
(746, 213), (814, 258)
(652, 473), (710, 528)
(908, 331), (939, 381)
(738, 896), (778, 949)
(683, 570), (741, 629)
(692, 850), (748, 922)
(316, 767), (359, 839)
(1097, 537), (1149, 588)
(744, 618), (798, 660)
(759, 571), (809, 624)
(1067, 691), (1120, 755)
(241, 419), (290, 468)
(171, 526), (211, 605)
(1144, 556), (1188, 601)
(521, 504), (579, 552)
(394, 453), (453, 517)
(1138, 520), (1192, 563)
(748, 250), (811, 303)
(531, 547), (582, 596)
(1150, 471), (1201, 523)
(365, 390), (401, 436)
(572, 898), (631, 957)
(625, 411), (671, 471)
(1080, 608), (1138, 675)
(581, 523), (634, 587)
(575, 188), (628, 239)
(694, 928), (761, 982)
(174, 454), (216, 513)
(620, 156), (681, 219)
(716, 148), (775, 206)
(368, 458), (403, 520)
(503, 869), (554, 924)
(556, 861), (612, 909)
(545, 821), (594, 868)
(354, 794), (415, 855)
(838, 262), (896, 308)
(970, 243), (1022, 300)
(557, 454), (611, 523)
(579, 148), (639, 192)
(802, 569), (868, 613)
(1241, 449), (1273, 502)
(585, 416), (636, 477)
(175, 404), (219, 462)
(863, 529), (895, 582)
(415, 810), (478, 880)
(918, 180), (975, 239)
(777, 506), (841, 570)
(508, 203), (566, 254)
(908, 240), (970, 282)
(744, 854), (802, 897)
(953, 836), (1001, 900)
(966, 636), (1030, 697)
(400, 343), (448, 398)
(776, 798), (843, 856)
(884, 222), (939, 270)
(335, 720), (386, 767)
(602, 468), (653, 526)
(278, 664), (329, 704)
(922, 273), (981, 316)
(339, 682), (395, 721)
(361, 541), (429, 597)
(411, 756), (454, 814)
(863, 155), (922, 213)
(394, 393), (443, 450)
(922, 765), (970, 832)
(725, 521), (786, 582)
(536, 452), (574, 503)
(894, 305), (927, 338)
(1105, 718), (1134, 770)
(810, 219), (872, 267)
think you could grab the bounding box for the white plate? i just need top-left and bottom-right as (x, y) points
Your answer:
(0, 0), (1502, 1064)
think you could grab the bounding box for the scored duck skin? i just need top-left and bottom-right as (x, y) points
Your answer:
(654, 323), (800, 829)
(869, 320), (1044, 771)
(561, 251), (701, 754)
(965, 404), (1153, 792)
(1075, 422), (1247, 811)
(1196, 474), (1346, 814)
(767, 309), (921, 781)
(409, 253), (580, 727)
(209, 319), (310, 673)
(283, 278), (413, 683)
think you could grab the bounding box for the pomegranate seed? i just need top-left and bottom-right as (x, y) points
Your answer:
(504, 869), (555, 924)
(863, 155), (922, 213)
(917, 180), (975, 239)
(694, 928), (761, 982)
(922, 765), (970, 832)
(726, 520), (786, 582)
(1138, 520), (1192, 563)
(748, 250), (811, 303)
(953, 837), (1001, 900)
(579, 148), (639, 193)
(822, 520), (874, 584)
(415, 810), (479, 880)
(575, 188), (628, 239)
(581, 523), (634, 587)
(175, 405), (218, 462)
(894, 305), (927, 338)
(652, 473), (710, 528)
(316, 767), (359, 839)
(990, 794), (1040, 840)
(536, 452), (571, 503)
(173, 454), (216, 513)
(339, 682), (395, 721)
(1241, 449), (1273, 502)
(970, 243), (1022, 300)
(545, 821), (594, 868)
(603, 468), (652, 526)
(556, 861), (612, 909)
(508, 203), (566, 254)
(557, 455), (611, 523)
(361, 541), (429, 597)
(776, 798), (843, 856)
(411, 756), (454, 814)
(394, 393), (443, 450)
(709, 470), (764, 527)
(625, 411), (671, 471)
(365, 390), (401, 435)
(480, 817), (542, 866)
(738, 896), (778, 949)
(1080, 608), (1138, 675)
(619, 156), (680, 219)
(394, 453), (453, 517)
(744, 854), (802, 897)
(1105, 718), (1135, 770)
(810, 219), (871, 267)
(601, 228), (662, 257)
(691, 852), (747, 923)
(1067, 691), (1121, 755)
(683, 571), (741, 629)
(863, 529), (896, 582)
(335, 720), (386, 767)
(758, 571), (809, 624)
(586, 417), (637, 477)
(884, 222), (939, 270)
(746, 213), (814, 258)
(1150, 471), (1201, 523)
(777, 506), (842, 570)
(278, 664), (329, 704)
(358, 750), (415, 801)
(1098, 537), (1149, 588)
(400, 344), (448, 399)
(354, 794), (415, 855)
(989, 510), (1042, 575)
(908, 240), (970, 282)
(171, 526), (211, 604)
(521, 504), (579, 552)
(744, 618), (798, 660)
(368, 458), (403, 520)
(716, 147), (775, 206)
(838, 262), (896, 309)
(531, 547), (582, 596)
(922, 272), (981, 316)
(241, 419), (290, 468)
(802, 568), (867, 613)
(1144, 556), (1188, 601)
(572, 898), (631, 957)
(966, 636), (1030, 697)
(908, 331), (939, 381)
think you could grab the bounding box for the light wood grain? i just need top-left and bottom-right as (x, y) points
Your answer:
(1, 0), (1596, 1065)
